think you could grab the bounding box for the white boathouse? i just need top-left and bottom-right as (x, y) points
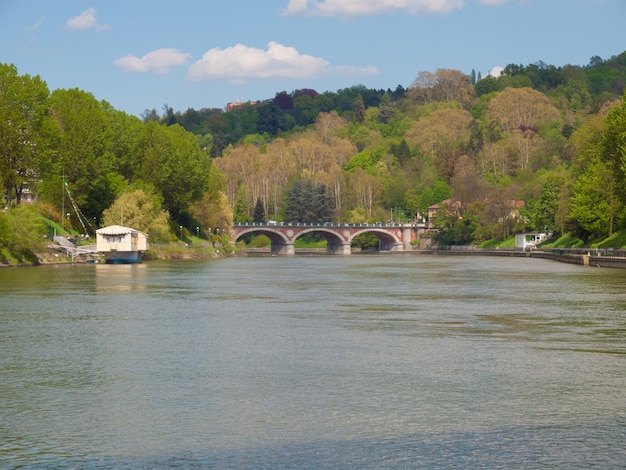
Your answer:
(96, 225), (149, 263)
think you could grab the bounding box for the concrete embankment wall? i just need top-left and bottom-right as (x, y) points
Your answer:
(530, 250), (626, 268)
(246, 245), (626, 268)
(529, 251), (587, 265)
(424, 248), (528, 258)
(429, 247), (626, 269)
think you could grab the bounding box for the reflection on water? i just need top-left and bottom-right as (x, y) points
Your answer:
(95, 263), (148, 292)
(0, 256), (625, 468)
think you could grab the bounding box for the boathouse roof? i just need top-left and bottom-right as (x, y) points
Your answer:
(96, 225), (147, 236)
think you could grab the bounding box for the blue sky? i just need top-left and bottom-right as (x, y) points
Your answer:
(1, 0), (624, 117)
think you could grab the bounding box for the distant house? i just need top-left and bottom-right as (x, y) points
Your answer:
(427, 198), (525, 229)
(502, 199), (525, 221)
(427, 199), (462, 229)
(96, 225), (149, 264)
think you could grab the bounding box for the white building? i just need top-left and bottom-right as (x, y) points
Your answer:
(515, 233), (548, 250)
(96, 225), (149, 263)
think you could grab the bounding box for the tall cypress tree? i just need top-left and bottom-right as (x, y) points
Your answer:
(354, 94), (365, 123)
(285, 180), (334, 223)
(253, 198), (266, 223)
(315, 184), (334, 223)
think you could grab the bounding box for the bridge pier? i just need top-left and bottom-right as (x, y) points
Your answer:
(401, 227), (414, 251)
(327, 242), (352, 255)
(272, 242), (295, 256)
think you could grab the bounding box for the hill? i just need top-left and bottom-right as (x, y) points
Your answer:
(1, 50), (626, 261)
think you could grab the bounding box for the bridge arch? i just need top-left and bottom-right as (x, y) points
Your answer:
(233, 228), (292, 255)
(290, 228), (350, 255)
(348, 228), (403, 251)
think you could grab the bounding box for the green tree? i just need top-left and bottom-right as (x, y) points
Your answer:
(44, 88), (114, 216)
(531, 174), (565, 232)
(284, 180), (333, 222)
(253, 197), (266, 223)
(569, 161), (617, 239)
(134, 122), (210, 218)
(189, 190), (233, 235)
(603, 93), (626, 217)
(102, 189), (171, 243)
(1, 204), (47, 257)
(0, 64), (55, 206)
(354, 94), (365, 123)
(257, 102), (286, 135)
(391, 139), (411, 165)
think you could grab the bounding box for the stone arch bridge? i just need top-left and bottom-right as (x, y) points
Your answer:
(231, 222), (429, 255)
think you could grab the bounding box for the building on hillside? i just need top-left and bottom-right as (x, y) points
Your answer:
(502, 200), (525, 221)
(427, 199), (463, 229)
(515, 233), (548, 250)
(96, 225), (149, 264)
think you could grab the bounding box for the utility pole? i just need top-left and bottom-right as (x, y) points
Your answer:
(61, 169), (65, 230)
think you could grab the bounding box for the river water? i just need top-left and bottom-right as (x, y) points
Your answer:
(1, 255), (624, 468)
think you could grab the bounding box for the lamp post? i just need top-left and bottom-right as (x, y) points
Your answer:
(179, 225), (183, 241)
(196, 226), (199, 238)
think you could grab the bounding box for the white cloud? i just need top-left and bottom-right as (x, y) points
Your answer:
(115, 48), (192, 74)
(487, 66), (504, 77)
(188, 41), (378, 82)
(25, 16), (44, 31)
(283, 0), (464, 16)
(66, 8), (109, 31)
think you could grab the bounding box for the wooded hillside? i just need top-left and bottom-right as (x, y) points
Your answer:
(1, 51), (626, 258)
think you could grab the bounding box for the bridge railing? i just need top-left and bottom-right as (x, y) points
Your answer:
(233, 222), (426, 228)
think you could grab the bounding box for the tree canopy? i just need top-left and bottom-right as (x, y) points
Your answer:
(2, 50), (626, 255)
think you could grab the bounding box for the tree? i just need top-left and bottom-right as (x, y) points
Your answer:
(190, 190), (233, 234)
(406, 108), (473, 181)
(274, 91), (293, 110)
(327, 164), (346, 221)
(0, 204), (47, 257)
(253, 197), (266, 223)
(354, 94), (365, 123)
(567, 98), (623, 239)
(257, 101), (286, 135)
(347, 168), (381, 220)
(391, 139), (411, 165)
(284, 180), (333, 223)
(44, 88), (115, 216)
(569, 161), (618, 239)
(314, 183), (334, 222)
(408, 69), (474, 106)
(603, 93), (626, 214)
(377, 92), (394, 124)
(315, 111), (347, 144)
(533, 174), (565, 232)
(474, 76), (498, 97)
(487, 87), (561, 134)
(102, 189), (171, 243)
(0, 64), (55, 206)
(134, 122), (210, 218)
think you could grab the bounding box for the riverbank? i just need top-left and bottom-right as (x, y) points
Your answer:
(0, 241), (244, 267)
(4, 245), (626, 268)
(425, 246), (626, 268)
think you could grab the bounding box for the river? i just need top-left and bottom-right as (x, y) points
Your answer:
(1, 255), (624, 468)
